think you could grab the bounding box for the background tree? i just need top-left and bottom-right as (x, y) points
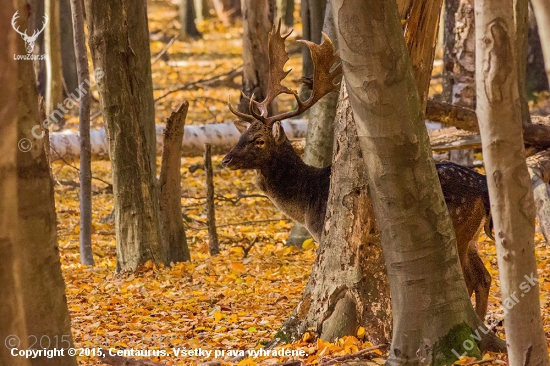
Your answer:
(179, 0), (203, 40)
(276, 0), (294, 29)
(15, 2), (78, 364)
(475, 0), (549, 363)
(85, 0), (167, 271)
(526, 7), (549, 95)
(531, 0), (550, 86)
(299, 0), (325, 101)
(60, 0), (78, 93)
(45, 0), (64, 126)
(331, 0), (502, 363)
(239, 0), (275, 113)
(70, 0), (94, 265)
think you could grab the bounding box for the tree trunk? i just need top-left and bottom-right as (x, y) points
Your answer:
(475, 1), (550, 364)
(272, 82), (391, 346)
(213, 0), (242, 26)
(16, 2), (78, 364)
(299, 0), (326, 102)
(0, 4), (31, 364)
(179, 0), (202, 40)
(527, 150), (550, 242)
(29, 0), (47, 97)
(276, 0), (294, 28)
(450, 0), (476, 166)
(443, 0), (459, 103)
(45, 0), (65, 127)
(204, 143), (220, 255)
(287, 1), (338, 247)
(403, 0), (444, 113)
(331, 0), (502, 363)
(239, 0), (274, 113)
(514, 0), (531, 124)
(531, 0), (550, 87)
(71, 0), (94, 266)
(159, 102), (191, 262)
(60, 0), (78, 93)
(85, 0), (167, 272)
(527, 8), (549, 95)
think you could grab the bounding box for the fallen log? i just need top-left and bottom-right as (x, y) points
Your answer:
(426, 100), (550, 149)
(48, 120), (308, 160)
(527, 149), (550, 242)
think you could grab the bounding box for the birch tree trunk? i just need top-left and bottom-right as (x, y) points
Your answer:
(85, 0), (168, 271)
(531, 0), (550, 87)
(475, 1), (550, 364)
(16, 2), (78, 364)
(331, 0), (503, 363)
(70, 0), (94, 266)
(0, 4), (31, 364)
(273, 83), (391, 346)
(239, 0), (274, 113)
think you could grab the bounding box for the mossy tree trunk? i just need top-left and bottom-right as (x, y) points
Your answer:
(331, 0), (503, 364)
(475, 0), (549, 363)
(85, 0), (168, 271)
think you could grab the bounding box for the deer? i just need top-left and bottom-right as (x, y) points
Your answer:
(222, 21), (492, 319)
(11, 11), (49, 54)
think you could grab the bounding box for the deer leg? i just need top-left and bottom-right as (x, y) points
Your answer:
(467, 244), (491, 319)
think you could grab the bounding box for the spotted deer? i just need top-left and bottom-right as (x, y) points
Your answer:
(222, 22), (493, 319)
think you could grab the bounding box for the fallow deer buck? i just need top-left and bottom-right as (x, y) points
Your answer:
(222, 22), (493, 319)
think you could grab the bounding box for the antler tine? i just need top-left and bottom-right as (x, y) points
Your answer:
(227, 96), (256, 122)
(250, 18), (296, 126)
(265, 32), (342, 124)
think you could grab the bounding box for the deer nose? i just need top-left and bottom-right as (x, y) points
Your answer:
(221, 156), (232, 167)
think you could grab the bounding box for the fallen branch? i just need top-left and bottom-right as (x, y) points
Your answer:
(464, 358), (497, 366)
(235, 237), (258, 258)
(151, 37), (176, 65)
(319, 344), (389, 366)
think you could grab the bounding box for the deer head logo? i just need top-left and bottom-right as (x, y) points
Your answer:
(11, 11), (48, 54)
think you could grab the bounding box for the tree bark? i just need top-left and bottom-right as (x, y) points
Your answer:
(15, 1), (78, 364)
(331, 0), (502, 363)
(531, 0), (550, 87)
(443, 0), (459, 103)
(272, 82), (391, 346)
(276, 0), (294, 28)
(159, 102), (191, 263)
(403, 0), (444, 113)
(475, 1), (550, 363)
(85, 0), (167, 271)
(0, 3), (31, 364)
(527, 150), (550, 242)
(45, 0), (65, 127)
(515, 0), (531, 124)
(287, 1), (339, 247)
(527, 8), (549, 95)
(60, 0), (78, 93)
(204, 143), (220, 255)
(70, 0), (94, 266)
(239, 0), (275, 113)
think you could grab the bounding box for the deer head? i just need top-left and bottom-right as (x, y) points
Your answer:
(12, 11), (48, 54)
(222, 20), (342, 170)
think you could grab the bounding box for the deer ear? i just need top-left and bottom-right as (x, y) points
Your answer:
(272, 121), (285, 144)
(234, 120), (251, 134)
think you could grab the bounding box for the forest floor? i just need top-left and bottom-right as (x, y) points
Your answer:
(53, 1), (550, 365)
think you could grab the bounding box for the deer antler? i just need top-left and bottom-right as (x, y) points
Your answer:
(228, 19), (342, 127)
(11, 11), (28, 38)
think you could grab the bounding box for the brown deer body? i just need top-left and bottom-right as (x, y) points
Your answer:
(222, 22), (492, 319)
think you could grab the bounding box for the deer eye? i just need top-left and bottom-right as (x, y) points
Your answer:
(254, 139), (265, 147)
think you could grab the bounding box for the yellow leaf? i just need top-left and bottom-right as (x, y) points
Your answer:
(302, 238), (315, 250)
(232, 262), (246, 273)
(214, 311), (223, 323)
(357, 326), (366, 339)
